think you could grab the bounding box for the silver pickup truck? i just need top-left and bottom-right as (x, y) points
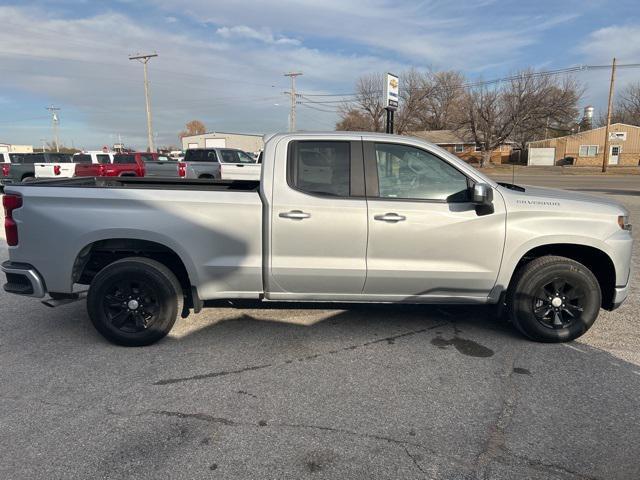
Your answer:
(1, 132), (633, 346)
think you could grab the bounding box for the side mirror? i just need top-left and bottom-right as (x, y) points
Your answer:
(472, 183), (493, 206)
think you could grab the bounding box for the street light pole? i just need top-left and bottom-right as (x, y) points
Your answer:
(129, 53), (158, 152)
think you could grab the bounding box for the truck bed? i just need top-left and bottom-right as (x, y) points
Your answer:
(3, 176), (264, 299)
(1, 176), (260, 193)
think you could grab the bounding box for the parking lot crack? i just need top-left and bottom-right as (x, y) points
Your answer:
(474, 348), (518, 478)
(151, 410), (237, 426)
(403, 444), (428, 475)
(153, 322), (449, 386)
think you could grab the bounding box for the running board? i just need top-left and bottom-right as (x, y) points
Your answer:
(41, 291), (88, 308)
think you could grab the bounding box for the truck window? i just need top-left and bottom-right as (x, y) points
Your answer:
(114, 155), (135, 164)
(48, 153), (72, 163)
(289, 141), (350, 197)
(374, 143), (468, 202)
(140, 153), (156, 162)
(21, 154), (43, 164)
(220, 149), (255, 164)
(73, 154), (92, 164)
(184, 150), (218, 162)
(97, 154), (111, 164)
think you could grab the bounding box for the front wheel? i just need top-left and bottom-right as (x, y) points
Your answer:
(507, 255), (601, 342)
(87, 257), (182, 346)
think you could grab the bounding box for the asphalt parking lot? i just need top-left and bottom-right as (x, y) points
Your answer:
(1, 175), (639, 479)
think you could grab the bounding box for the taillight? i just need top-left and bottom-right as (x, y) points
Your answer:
(178, 162), (186, 178)
(53, 165), (61, 175)
(3, 194), (22, 246)
(1, 164), (10, 177)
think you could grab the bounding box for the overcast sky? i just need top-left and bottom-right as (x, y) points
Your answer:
(0, 0), (639, 150)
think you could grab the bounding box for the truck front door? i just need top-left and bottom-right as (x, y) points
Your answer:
(362, 141), (506, 300)
(268, 139), (368, 298)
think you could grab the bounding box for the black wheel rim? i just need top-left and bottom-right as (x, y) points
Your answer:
(102, 279), (161, 333)
(532, 277), (585, 329)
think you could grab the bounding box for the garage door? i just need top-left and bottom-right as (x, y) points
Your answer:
(528, 148), (555, 166)
(205, 138), (226, 148)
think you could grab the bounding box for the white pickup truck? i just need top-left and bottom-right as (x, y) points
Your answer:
(1, 132), (633, 346)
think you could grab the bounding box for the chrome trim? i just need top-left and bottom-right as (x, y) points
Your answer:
(1, 264), (46, 298)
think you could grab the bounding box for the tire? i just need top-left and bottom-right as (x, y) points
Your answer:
(507, 255), (601, 342)
(87, 257), (182, 346)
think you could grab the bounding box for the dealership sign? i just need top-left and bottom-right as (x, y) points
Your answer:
(383, 72), (399, 110)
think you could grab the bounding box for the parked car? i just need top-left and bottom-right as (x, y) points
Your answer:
(1, 152), (73, 182)
(182, 147), (260, 180)
(75, 152), (149, 177)
(1, 132), (632, 347)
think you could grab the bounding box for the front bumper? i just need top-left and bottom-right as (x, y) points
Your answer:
(611, 282), (630, 310)
(1, 261), (46, 298)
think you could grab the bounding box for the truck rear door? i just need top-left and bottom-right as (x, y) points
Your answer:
(267, 138), (368, 298)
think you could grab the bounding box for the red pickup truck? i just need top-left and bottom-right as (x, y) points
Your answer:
(74, 152), (157, 177)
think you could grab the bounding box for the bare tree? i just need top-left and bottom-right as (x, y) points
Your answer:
(419, 70), (466, 130)
(335, 109), (373, 131)
(337, 69), (466, 133)
(179, 120), (206, 141)
(613, 82), (640, 126)
(458, 71), (582, 166)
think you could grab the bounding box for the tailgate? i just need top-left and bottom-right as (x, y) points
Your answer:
(220, 164), (261, 181)
(144, 161), (179, 177)
(35, 163), (75, 178)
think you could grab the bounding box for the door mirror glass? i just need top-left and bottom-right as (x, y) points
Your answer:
(472, 183), (493, 205)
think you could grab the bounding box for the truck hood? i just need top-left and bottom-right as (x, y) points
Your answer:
(498, 184), (629, 215)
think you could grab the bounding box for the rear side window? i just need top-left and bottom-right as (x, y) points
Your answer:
(288, 141), (350, 197)
(97, 154), (111, 164)
(184, 150), (218, 162)
(73, 154), (92, 164)
(48, 154), (72, 163)
(21, 154), (43, 164)
(8, 153), (23, 163)
(114, 155), (135, 164)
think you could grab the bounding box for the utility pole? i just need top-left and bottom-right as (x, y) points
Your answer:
(284, 72), (303, 132)
(602, 57), (617, 173)
(129, 53), (158, 152)
(46, 105), (60, 152)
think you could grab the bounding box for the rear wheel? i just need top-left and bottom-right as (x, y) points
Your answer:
(87, 257), (182, 346)
(507, 255), (601, 342)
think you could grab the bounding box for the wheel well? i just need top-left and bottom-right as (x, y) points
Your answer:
(73, 239), (195, 309)
(198, 174), (214, 179)
(512, 244), (616, 310)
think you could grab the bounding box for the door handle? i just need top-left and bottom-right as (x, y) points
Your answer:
(279, 210), (311, 220)
(374, 213), (406, 222)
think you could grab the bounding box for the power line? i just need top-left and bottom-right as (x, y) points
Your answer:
(46, 105), (60, 152)
(297, 63), (640, 99)
(284, 71), (303, 132)
(129, 52), (158, 152)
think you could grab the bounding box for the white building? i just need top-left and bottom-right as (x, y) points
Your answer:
(0, 143), (34, 154)
(181, 131), (264, 154)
